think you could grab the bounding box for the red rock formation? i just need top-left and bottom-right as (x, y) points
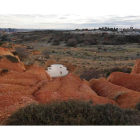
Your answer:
(33, 73), (116, 105)
(0, 47), (25, 72)
(89, 77), (140, 109)
(115, 92), (140, 109)
(0, 47), (14, 56)
(0, 65), (51, 123)
(25, 65), (52, 81)
(107, 72), (140, 92)
(89, 78), (130, 99)
(131, 59), (140, 74)
(0, 58), (26, 72)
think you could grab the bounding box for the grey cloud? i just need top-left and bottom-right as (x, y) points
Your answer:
(31, 15), (140, 29)
(63, 14), (80, 17)
(59, 17), (67, 19)
(86, 15), (140, 27)
(0, 14), (59, 19)
(0, 14), (140, 29)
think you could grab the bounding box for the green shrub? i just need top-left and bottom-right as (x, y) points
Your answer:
(12, 51), (18, 55)
(15, 47), (30, 61)
(5, 55), (19, 63)
(6, 100), (140, 125)
(2, 69), (9, 73)
(135, 102), (140, 111)
(106, 66), (132, 77)
(66, 38), (78, 47)
(53, 40), (60, 45)
(80, 69), (103, 81)
(0, 41), (3, 46)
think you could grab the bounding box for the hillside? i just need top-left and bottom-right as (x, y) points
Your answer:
(1, 46), (140, 125)
(1, 31), (140, 80)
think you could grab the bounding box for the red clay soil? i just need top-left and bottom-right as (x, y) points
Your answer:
(0, 71), (116, 124)
(89, 78), (130, 99)
(25, 65), (52, 81)
(89, 78), (140, 109)
(0, 66), (51, 124)
(0, 47), (14, 56)
(0, 93), (37, 125)
(115, 92), (140, 109)
(131, 59), (140, 74)
(0, 58), (26, 72)
(0, 47), (25, 72)
(107, 72), (140, 92)
(33, 73), (116, 105)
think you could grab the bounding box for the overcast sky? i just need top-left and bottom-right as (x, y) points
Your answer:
(0, 0), (140, 29)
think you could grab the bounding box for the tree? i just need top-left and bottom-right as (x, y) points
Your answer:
(42, 49), (51, 58)
(15, 47), (30, 61)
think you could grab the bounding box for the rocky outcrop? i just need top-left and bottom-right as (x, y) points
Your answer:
(33, 73), (115, 104)
(107, 72), (140, 92)
(25, 65), (52, 81)
(0, 47), (25, 72)
(89, 77), (140, 109)
(115, 91), (140, 109)
(0, 58), (26, 73)
(0, 65), (51, 124)
(33, 73), (116, 105)
(89, 78), (129, 99)
(0, 71), (115, 124)
(131, 59), (140, 74)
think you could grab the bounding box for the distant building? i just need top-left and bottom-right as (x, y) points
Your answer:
(134, 29), (140, 33)
(0, 28), (16, 33)
(123, 27), (134, 32)
(118, 28), (123, 32)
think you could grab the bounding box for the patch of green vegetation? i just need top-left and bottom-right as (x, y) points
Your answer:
(0, 41), (3, 46)
(135, 102), (140, 111)
(11, 52), (18, 55)
(2, 69), (9, 73)
(80, 66), (132, 81)
(5, 55), (19, 63)
(6, 100), (140, 125)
